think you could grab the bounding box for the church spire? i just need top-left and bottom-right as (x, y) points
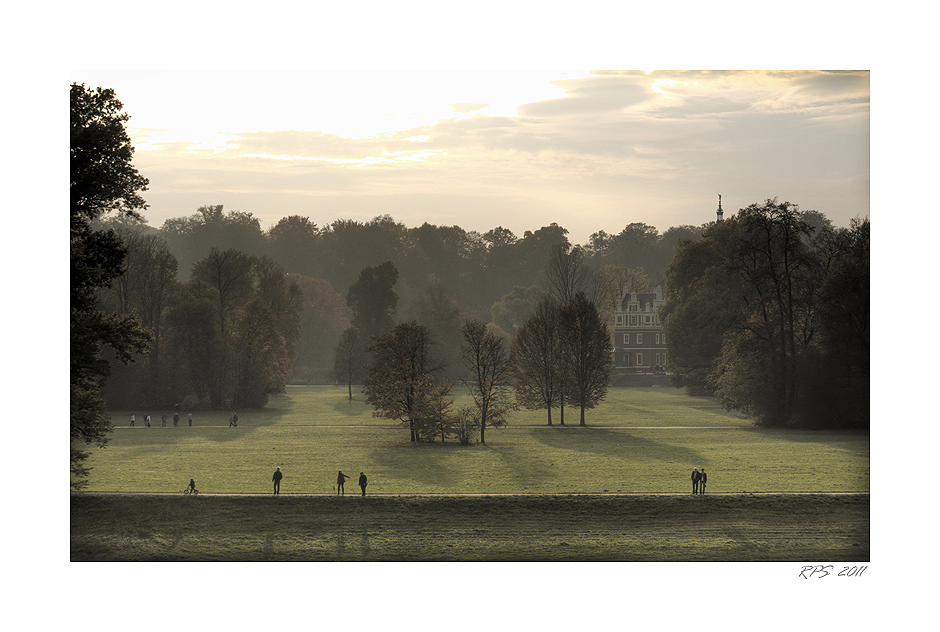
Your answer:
(716, 193), (723, 222)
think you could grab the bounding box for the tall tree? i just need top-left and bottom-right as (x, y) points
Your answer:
(714, 200), (821, 426)
(164, 283), (225, 407)
(254, 255), (304, 366)
(71, 83), (152, 489)
(558, 292), (613, 425)
(402, 283), (465, 381)
(363, 322), (441, 442)
(333, 326), (367, 400)
(293, 276), (351, 383)
(347, 261), (399, 343)
(230, 298), (292, 408)
(191, 248), (255, 335)
(510, 298), (562, 425)
(461, 320), (515, 443)
(543, 244), (590, 305)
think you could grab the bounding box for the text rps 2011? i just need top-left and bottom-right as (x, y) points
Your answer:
(799, 565), (867, 579)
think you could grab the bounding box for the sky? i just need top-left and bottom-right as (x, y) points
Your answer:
(70, 69), (869, 245)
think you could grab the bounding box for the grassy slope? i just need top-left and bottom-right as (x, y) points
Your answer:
(86, 386), (870, 495)
(70, 493), (870, 561)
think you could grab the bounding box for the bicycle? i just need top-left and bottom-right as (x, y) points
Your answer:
(183, 486), (199, 495)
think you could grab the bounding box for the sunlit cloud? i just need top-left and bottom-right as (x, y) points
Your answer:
(75, 69), (868, 243)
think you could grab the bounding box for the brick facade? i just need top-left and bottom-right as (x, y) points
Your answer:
(611, 285), (666, 373)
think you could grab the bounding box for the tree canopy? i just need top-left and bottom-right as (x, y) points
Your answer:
(71, 83), (152, 489)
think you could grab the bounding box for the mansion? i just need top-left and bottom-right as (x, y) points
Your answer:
(610, 285), (666, 373)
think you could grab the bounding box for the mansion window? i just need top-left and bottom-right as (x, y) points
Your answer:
(636, 353), (643, 366)
(655, 333), (660, 344)
(637, 333), (643, 344)
(623, 333), (629, 344)
(630, 315), (637, 325)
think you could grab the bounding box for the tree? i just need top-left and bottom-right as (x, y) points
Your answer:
(71, 83), (152, 489)
(510, 298), (562, 425)
(163, 283), (225, 408)
(402, 284), (466, 381)
(363, 322), (442, 442)
(230, 298), (292, 408)
(96, 221), (179, 407)
(490, 286), (544, 341)
(293, 276), (351, 384)
(191, 248), (255, 335)
(461, 320), (515, 443)
(253, 255), (304, 366)
(713, 200), (821, 426)
(333, 326), (367, 400)
(543, 243), (589, 305)
(347, 261), (399, 343)
(558, 292), (613, 425)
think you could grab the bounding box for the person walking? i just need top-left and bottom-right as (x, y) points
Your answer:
(145, 414), (151, 428)
(188, 412), (193, 427)
(336, 471), (350, 495)
(229, 411), (238, 427)
(272, 467), (283, 495)
(358, 472), (368, 496)
(699, 468), (707, 494)
(129, 414), (135, 427)
(691, 468), (700, 494)
(173, 412), (180, 427)
(188, 478), (197, 494)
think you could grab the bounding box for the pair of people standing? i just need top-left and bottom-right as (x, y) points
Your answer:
(337, 471), (368, 496)
(228, 411), (238, 427)
(691, 468), (707, 494)
(271, 468), (369, 496)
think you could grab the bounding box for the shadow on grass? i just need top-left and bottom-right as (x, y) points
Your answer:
(529, 426), (703, 463)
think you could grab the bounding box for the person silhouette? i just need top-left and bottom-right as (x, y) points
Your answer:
(691, 468), (700, 494)
(272, 467), (283, 494)
(358, 472), (368, 496)
(337, 471), (350, 495)
(699, 468), (707, 494)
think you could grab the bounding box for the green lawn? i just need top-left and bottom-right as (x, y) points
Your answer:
(83, 386), (869, 495)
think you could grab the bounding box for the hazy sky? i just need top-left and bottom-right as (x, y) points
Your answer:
(69, 69), (869, 246)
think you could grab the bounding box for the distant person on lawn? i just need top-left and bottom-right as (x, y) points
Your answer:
(229, 411), (238, 427)
(188, 412), (193, 427)
(699, 468), (707, 494)
(691, 468), (700, 494)
(188, 479), (196, 493)
(359, 472), (368, 496)
(173, 412), (179, 427)
(130, 414), (135, 427)
(272, 467), (283, 494)
(337, 471), (350, 495)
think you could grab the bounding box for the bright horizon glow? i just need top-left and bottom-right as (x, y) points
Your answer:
(70, 69), (869, 245)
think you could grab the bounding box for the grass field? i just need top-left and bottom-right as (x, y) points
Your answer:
(83, 385), (869, 495)
(70, 493), (870, 561)
(73, 385), (869, 561)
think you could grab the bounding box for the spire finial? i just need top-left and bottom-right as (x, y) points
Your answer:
(716, 193), (724, 222)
